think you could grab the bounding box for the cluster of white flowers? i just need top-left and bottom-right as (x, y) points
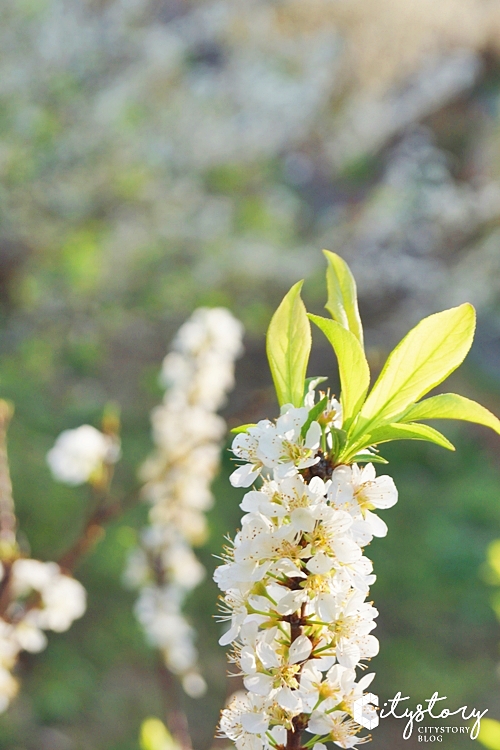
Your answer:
(0, 558), (86, 712)
(125, 307), (243, 698)
(47, 425), (120, 487)
(215, 397), (397, 750)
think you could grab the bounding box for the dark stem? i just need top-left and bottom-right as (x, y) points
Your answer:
(0, 402), (17, 619)
(0, 401), (16, 548)
(149, 548), (194, 748)
(57, 501), (120, 572)
(58, 465), (139, 573)
(157, 659), (193, 750)
(285, 603), (307, 750)
(286, 725), (303, 750)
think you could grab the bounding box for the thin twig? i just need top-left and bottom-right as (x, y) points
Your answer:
(0, 401), (16, 548)
(0, 401), (17, 619)
(58, 477), (140, 573)
(57, 501), (121, 573)
(286, 602), (307, 750)
(157, 658), (193, 750)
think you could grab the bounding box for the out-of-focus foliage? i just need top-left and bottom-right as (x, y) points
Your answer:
(479, 718), (500, 750)
(140, 718), (178, 750)
(0, 0), (499, 749)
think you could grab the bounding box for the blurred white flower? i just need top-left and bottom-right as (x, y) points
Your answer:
(47, 425), (119, 486)
(0, 557), (87, 714)
(0, 667), (18, 713)
(127, 307), (243, 695)
(215, 386), (398, 750)
(11, 558), (86, 633)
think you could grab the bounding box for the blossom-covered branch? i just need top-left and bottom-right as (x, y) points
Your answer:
(0, 402), (88, 713)
(125, 308), (243, 698)
(215, 252), (500, 750)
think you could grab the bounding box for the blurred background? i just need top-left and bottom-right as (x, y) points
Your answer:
(1, 0), (500, 748)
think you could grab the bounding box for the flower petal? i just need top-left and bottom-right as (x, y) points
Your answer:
(289, 635), (312, 664)
(241, 712), (269, 734)
(230, 464), (261, 488)
(364, 510), (388, 538)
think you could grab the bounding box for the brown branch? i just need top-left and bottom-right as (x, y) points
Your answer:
(57, 501), (120, 573)
(0, 401), (19, 620)
(157, 659), (193, 750)
(145, 518), (195, 749)
(0, 401), (16, 548)
(286, 604), (307, 750)
(58, 461), (139, 573)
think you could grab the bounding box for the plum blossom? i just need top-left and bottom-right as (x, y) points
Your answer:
(125, 307), (243, 696)
(0, 558), (86, 713)
(47, 425), (119, 486)
(329, 464), (398, 539)
(215, 386), (399, 750)
(230, 406), (321, 488)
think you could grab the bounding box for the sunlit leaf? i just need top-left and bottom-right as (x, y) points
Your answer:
(341, 422), (455, 462)
(266, 281), (311, 407)
(301, 396), (328, 439)
(323, 250), (363, 345)
(348, 452), (389, 465)
(140, 718), (176, 750)
(400, 392), (500, 434)
(477, 718), (500, 750)
(354, 304), (476, 435)
(308, 314), (370, 427)
(303, 376), (328, 398)
(230, 423), (257, 435)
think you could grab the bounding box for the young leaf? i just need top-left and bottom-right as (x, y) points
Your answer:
(341, 422), (455, 462)
(399, 393), (500, 435)
(230, 423), (257, 435)
(323, 250), (364, 345)
(301, 396), (328, 439)
(349, 452), (389, 465)
(308, 314), (370, 426)
(303, 376), (328, 399)
(355, 304), (476, 434)
(477, 718), (500, 750)
(266, 281), (311, 408)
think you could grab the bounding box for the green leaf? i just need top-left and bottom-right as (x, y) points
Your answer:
(266, 281), (312, 408)
(301, 396), (328, 439)
(342, 422), (455, 462)
(303, 376), (328, 399)
(230, 423), (257, 435)
(477, 718), (500, 750)
(330, 427), (347, 457)
(355, 304), (476, 434)
(349, 452), (389, 465)
(140, 717), (175, 750)
(400, 393), (500, 435)
(308, 314), (370, 426)
(323, 250), (363, 345)
(342, 423), (455, 461)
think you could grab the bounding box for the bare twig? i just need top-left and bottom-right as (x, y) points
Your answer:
(0, 401), (18, 619)
(0, 401), (16, 548)
(58, 471), (139, 573)
(57, 500), (120, 573)
(157, 658), (193, 750)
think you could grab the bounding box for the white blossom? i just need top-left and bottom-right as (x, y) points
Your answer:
(126, 307), (243, 695)
(329, 464), (398, 539)
(47, 425), (119, 486)
(0, 558), (86, 714)
(215, 386), (399, 750)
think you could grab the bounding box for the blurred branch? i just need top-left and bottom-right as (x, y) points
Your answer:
(0, 400), (16, 548)
(157, 659), (193, 750)
(0, 401), (18, 619)
(58, 477), (139, 573)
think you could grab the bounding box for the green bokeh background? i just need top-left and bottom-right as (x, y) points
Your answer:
(1, 1), (500, 748)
